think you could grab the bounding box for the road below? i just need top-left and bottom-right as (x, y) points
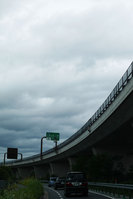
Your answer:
(43, 184), (115, 199)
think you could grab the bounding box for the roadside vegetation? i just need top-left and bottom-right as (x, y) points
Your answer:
(0, 166), (44, 199)
(0, 177), (44, 199)
(72, 153), (133, 184)
(0, 166), (15, 182)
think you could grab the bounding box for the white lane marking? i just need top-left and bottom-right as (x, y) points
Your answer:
(47, 187), (63, 199)
(89, 190), (115, 199)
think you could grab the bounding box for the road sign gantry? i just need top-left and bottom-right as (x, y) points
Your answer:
(40, 132), (60, 160)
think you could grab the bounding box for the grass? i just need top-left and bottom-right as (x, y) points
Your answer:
(0, 178), (44, 199)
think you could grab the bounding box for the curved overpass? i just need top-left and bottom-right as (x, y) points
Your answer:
(4, 62), (133, 178)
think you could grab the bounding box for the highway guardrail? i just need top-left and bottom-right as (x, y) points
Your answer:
(88, 182), (133, 199)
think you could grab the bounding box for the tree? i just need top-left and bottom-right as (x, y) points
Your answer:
(87, 154), (113, 182)
(72, 154), (114, 182)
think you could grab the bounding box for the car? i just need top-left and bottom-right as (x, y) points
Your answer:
(48, 177), (57, 187)
(64, 171), (88, 197)
(54, 177), (65, 189)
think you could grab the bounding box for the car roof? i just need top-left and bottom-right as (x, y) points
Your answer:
(67, 171), (84, 174)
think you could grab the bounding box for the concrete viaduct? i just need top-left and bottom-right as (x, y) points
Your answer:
(4, 62), (133, 179)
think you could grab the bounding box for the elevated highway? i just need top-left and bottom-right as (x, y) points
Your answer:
(3, 62), (133, 178)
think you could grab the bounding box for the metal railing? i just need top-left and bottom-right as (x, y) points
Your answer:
(89, 182), (133, 199)
(4, 62), (133, 164)
(89, 62), (133, 126)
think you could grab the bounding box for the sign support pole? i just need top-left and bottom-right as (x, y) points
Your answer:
(4, 153), (7, 165)
(55, 140), (57, 149)
(18, 153), (23, 161)
(40, 136), (46, 160)
(3, 151), (23, 165)
(40, 132), (60, 160)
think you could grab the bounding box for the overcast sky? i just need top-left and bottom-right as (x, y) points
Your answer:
(0, 0), (132, 162)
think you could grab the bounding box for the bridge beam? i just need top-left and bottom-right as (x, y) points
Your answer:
(68, 157), (77, 171)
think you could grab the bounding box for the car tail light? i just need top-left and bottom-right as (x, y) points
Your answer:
(66, 182), (73, 186)
(82, 182), (88, 186)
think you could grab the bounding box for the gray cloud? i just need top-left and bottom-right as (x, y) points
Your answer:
(0, 0), (132, 162)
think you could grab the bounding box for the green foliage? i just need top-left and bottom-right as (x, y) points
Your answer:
(0, 178), (44, 199)
(72, 156), (89, 173)
(87, 154), (113, 182)
(113, 161), (125, 182)
(21, 178), (44, 198)
(72, 154), (114, 182)
(0, 166), (14, 181)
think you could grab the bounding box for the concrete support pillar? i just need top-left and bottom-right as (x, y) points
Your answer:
(49, 161), (70, 177)
(34, 164), (50, 179)
(92, 147), (99, 155)
(17, 167), (34, 178)
(68, 157), (77, 171)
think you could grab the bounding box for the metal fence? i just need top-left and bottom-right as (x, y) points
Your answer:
(88, 182), (133, 199)
(89, 62), (133, 126)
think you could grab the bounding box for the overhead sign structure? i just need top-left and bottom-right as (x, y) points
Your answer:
(7, 148), (18, 159)
(46, 132), (60, 141)
(40, 132), (60, 160)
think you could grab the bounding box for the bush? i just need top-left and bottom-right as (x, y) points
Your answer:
(0, 178), (44, 199)
(0, 166), (14, 181)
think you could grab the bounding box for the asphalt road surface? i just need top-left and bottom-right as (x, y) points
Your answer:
(43, 184), (114, 199)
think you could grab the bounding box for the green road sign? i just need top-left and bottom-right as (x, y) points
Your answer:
(46, 132), (60, 141)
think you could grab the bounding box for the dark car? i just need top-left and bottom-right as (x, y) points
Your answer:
(64, 172), (88, 197)
(48, 177), (57, 187)
(54, 177), (65, 189)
